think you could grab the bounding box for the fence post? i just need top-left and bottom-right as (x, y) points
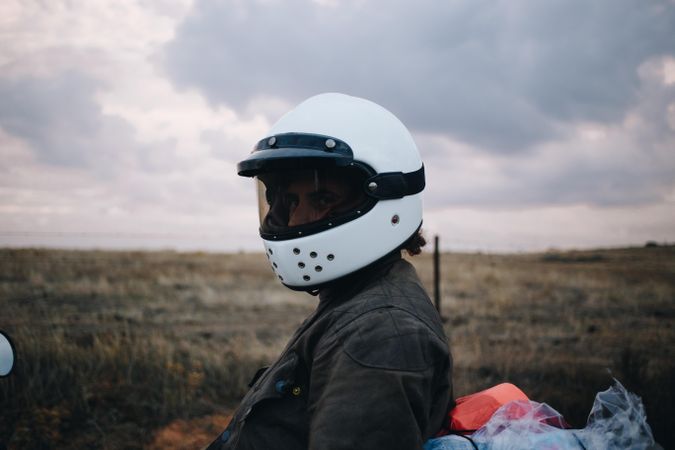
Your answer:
(434, 235), (441, 314)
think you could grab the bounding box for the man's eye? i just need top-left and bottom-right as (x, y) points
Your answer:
(283, 193), (299, 208)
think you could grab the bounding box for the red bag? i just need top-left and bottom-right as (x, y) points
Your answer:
(438, 383), (529, 436)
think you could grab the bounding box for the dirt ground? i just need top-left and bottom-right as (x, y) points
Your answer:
(146, 414), (232, 450)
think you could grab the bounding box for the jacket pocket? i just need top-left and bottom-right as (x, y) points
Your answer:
(230, 350), (310, 449)
(240, 350), (302, 422)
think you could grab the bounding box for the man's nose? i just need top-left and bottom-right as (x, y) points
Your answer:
(288, 201), (327, 227)
(288, 201), (314, 227)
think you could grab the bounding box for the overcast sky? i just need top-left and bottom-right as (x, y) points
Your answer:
(1, 0), (674, 252)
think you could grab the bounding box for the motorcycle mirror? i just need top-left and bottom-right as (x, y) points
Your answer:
(0, 330), (16, 377)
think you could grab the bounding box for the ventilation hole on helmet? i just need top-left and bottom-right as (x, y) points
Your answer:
(278, 275), (284, 281)
(298, 262), (305, 268)
(272, 262), (278, 268)
(310, 251), (317, 258)
(391, 214), (400, 225)
(268, 249), (274, 255)
(303, 275), (311, 281)
(315, 266), (323, 272)
(266, 253), (270, 259)
(293, 248), (300, 255)
(327, 254), (334, 261)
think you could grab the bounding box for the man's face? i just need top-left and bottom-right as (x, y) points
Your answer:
(285, 174), (356, 226)
(259, 168), (367, 231)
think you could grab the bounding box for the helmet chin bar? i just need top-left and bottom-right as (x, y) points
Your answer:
(262, 194), (422, 290)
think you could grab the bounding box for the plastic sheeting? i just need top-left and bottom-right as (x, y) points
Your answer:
(470, 401), (581, 449)
(576, 379), (656, 450)
(424, 379), (658, 450)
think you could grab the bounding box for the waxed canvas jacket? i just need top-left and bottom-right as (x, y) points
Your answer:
(206, 252), (453, 450)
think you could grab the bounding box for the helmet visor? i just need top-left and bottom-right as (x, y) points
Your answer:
(256, 166), (374, 238)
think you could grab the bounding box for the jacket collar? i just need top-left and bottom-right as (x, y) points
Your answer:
(318, 250), (402, 306)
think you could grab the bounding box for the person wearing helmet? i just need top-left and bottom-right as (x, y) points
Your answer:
(206, 93), (453, 450)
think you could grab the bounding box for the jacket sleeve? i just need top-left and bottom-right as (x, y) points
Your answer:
(307, 307), (451, 450)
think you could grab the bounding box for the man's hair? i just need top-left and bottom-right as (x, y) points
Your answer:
(401, 229), (426, 256)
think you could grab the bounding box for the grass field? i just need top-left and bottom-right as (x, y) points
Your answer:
(1, 245), (673, 449)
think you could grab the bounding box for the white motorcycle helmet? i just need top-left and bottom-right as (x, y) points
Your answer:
(237, 93), (425, 290)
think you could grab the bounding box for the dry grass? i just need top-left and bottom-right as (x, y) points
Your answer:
(0, 246), (673, 448)
(0, 249), (306, 449)
(413, 246), (674, 446)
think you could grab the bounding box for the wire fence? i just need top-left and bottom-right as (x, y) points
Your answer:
(1, 230), (663, 254)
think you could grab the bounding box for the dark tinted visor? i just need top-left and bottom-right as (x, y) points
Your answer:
(256, 166), (375, 239)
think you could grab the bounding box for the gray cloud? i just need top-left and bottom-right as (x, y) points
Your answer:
(423, 119), (675, 209)
(418, 57), (675, 209)
(0, 71), (174, 175)
(200, 128), (252, 163)
(423, 151), (675, 209)
(0, 72), (103, 167)
(163, 0), (675, 152)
